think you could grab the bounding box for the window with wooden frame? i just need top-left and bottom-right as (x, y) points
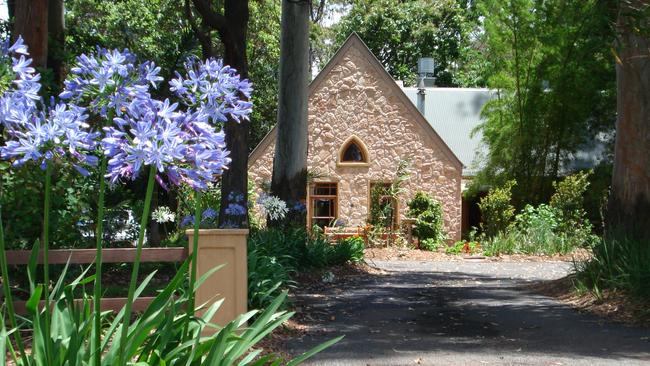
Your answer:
(368, 182), (398, 228)
(337, 135), (370, 167)
(309, 182), (338, 228)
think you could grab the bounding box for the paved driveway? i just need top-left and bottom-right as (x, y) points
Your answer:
(288, 260), (650, 366)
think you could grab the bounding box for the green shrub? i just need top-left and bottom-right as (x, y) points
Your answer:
(333, 236), (365, 264)
(420, 237), (442, 251)
(550, 171), (596, 247)
(576, 231), (650, 300)
(247, 228), (365, 310)
(407, 191), (435, 217)
(478, 180), (516, 238)
(248, 246), (296, 310)
(407, 191), (446, 246)
(445, 240), (480, 254)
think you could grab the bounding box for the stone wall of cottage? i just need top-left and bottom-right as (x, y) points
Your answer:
(249, 45), (462, 241)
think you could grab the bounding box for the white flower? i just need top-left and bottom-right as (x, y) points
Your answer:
(152, 206), (175, 224)
(258, 194), (289, 221)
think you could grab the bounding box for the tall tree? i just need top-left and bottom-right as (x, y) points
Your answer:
(247, 1), (281, 146)
(13, 0), (48, 67)
(188, 0), (251, 228)
(47, 0), (65, 87)
(270, 0), (310, 226)
(473, 0), (615, 204)
(607, 0), (650, 239)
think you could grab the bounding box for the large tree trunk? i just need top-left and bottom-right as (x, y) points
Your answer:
(47, 0), (65, 88)
(607, 0), (650, 240)
(270, 0), (310, 227)
(189, 0), (250, 228)
(217, 2), (250, 228)
(13, 0), (49, 68)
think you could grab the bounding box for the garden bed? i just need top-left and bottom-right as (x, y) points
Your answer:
(364, 247), (592, 262)
(256, 263), (383, 358)
(529, 275), (650, 328)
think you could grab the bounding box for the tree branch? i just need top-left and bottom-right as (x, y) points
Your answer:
(191, 0), (229, 34)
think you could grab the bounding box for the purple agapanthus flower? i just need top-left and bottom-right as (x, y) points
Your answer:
(101, 96), (230, 189)
(0, 37), (98, 174)
(224, 203), (246, 217)
(201, 207), (218, 222)
(180, 215), (194, 228)
(1, 100), (99, 174)
(0, 36), (41, 129)
(170, 57), (253, 124)
(60, 48), (162, 118)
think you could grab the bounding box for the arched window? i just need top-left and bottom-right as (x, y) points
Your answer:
(338, 135), (370, 166)
(342, 142), (365, 162)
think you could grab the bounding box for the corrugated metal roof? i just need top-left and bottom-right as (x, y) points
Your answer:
(402, 87), (494, 176)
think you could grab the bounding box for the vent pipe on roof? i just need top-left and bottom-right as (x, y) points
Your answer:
(416, 57), (435, 115)
(417, 57), (436, 88)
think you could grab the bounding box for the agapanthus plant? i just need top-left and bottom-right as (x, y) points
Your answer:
(257, 193), (289, 222)
(59, 48), (166, 365)
(0, 36), (41, 129)
(0, 37), (99, 366)
(94, 58), (251, 363)
(0, 38), (339, 366)
(60, 48), (163, 117)
(170, 57), (253, 124)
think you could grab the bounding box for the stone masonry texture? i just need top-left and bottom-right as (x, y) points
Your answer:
(249, 39), (462, 241)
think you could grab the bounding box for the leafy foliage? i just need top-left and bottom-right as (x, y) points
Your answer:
(576, 231), (650, 300)
(420, 237), (443, 251)
(407, 192), (446, 249)
(333, 0), (468, 86)
(550, 170), (595, 243)
(446, 240), (480, 255)
(471, 0), (616, 203)
(478, 180), (516, 238)
(2, 246), (337, 365)
(482, 173), (596, 256)
(368, 160), (410, 228)
(247, 228), (365, 310)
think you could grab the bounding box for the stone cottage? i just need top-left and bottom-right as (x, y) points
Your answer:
(249, 33), (464, 241)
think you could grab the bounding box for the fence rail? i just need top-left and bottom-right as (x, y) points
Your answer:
(4, 247), (188, 314)
(5, 247), (188, 265)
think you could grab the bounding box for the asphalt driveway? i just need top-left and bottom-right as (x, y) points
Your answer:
(288, 260), (650, 366)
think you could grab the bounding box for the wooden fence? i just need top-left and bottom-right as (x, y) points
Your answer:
(4, 247), (188, 314)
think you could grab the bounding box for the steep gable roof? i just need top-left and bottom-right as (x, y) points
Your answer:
(249, 32), (463, 170)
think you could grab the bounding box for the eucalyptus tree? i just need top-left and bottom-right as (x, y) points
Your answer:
(270, 0), (311, 226)
(608, 0), (650, 239)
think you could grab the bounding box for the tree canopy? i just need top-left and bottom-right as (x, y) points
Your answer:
(333, 0), (468, 87)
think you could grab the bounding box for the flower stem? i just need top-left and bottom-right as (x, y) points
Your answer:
(187, 192), (202, 322)
(0, 205), (28, 365)
(92, 155), (108, 365)
(42, 160), (53, 365)
(118, 165), (157, 364)
(93, 110), (112, 366)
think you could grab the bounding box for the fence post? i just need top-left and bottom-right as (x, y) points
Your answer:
(186, 229), (248, 332)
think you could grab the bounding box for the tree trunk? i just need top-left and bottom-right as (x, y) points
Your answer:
(188, 0), (251, 228)
(47, 0), (65, 88)
(217, 8), (250, 228)
(13, 0), (48, 68)
(270, 0), (310, 227)
(607, 0), (650, 240)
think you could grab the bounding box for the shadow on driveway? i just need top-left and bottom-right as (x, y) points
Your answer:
(287, 261), (650, 365)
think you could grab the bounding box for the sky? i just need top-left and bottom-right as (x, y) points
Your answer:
(0, 2), (6, 21)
